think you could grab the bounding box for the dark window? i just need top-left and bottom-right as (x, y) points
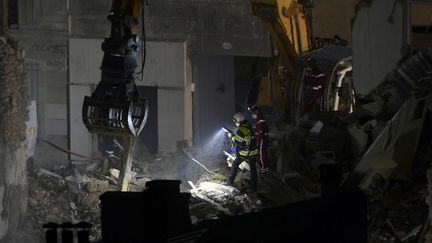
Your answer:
(8, 0), (18, 29)
(412, 26), (432, 34)
(25, 62), (40, 101)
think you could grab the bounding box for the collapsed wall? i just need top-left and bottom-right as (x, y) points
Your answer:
(0, 34), (29, 243)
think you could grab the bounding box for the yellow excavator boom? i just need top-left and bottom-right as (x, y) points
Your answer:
(110, 0), (142, 35)
(251, 0), (312, 73)
(250, 0), (314, 123)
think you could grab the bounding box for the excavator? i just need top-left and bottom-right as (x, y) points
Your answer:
(250, 0), (355, 124)
(81, 0), (148, 191)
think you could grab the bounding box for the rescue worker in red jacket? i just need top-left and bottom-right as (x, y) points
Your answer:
(249, 105), (269, 173)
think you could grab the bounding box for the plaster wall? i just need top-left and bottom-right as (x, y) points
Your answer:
(192, 55), (235, 149)
(312, 0), (355, 46)
(70, 0), (271, 57)
(352, 0), (404, 96)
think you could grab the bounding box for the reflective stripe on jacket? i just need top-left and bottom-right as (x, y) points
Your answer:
(232, 121), (257, 156)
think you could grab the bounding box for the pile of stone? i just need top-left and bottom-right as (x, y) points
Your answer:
(188, 181), (262, 223)
(25, 169), (110, 242)
(187, 168), (320, 224)
(25, 161), (152, 242)
(367, 181), (429, 243)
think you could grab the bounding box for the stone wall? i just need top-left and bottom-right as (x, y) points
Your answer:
(70, 0), (271, 57)
(0, 34), (30, 243)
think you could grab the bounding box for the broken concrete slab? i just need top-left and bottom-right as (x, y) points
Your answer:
(198, 182), (238, 194)
(309, 120), (324, 134)
(86, 178), (109, 193)
(270, 126), (307, 174)
(343, 95), (430, 190)
(188, 180), (262, 220)
(348, 123), (369, 156)
(38, 168), (63, 179)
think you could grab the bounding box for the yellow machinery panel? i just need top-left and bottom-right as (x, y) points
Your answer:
(250, 0), (314, 123)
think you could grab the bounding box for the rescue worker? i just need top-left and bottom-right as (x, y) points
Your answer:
(303, 59), (326, 112)
(249, 105), (270, 173)
(225, 112), (258, 192)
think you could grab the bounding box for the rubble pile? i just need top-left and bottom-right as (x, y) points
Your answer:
(188, 168), (320, 224)
(342, 48), (432, 243)
(269, 125), (307, 174)
(24, 158), (155, 242)
(367, 182), (428, 243)
(25, 167), (114, 242)
(189, 181), (262, 223)
(371, 48), (432, 117)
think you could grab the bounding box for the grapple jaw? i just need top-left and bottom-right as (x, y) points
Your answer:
(82, 86), (148, 137)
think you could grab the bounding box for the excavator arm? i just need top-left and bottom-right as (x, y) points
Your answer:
(82, 0), (148, 137)
(81, 0), (148, 191)
(251, 0), (313, 74)
(250, 0), (314, 123)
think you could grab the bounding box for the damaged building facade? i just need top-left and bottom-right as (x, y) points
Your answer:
(0, 0), (432, 242)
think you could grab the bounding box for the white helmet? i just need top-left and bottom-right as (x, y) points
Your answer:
(232, 112), (245, 124)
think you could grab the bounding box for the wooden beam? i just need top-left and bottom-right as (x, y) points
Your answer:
(117, 137), (135, 191)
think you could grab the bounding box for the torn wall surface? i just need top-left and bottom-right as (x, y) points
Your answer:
(352, 0), (405, 96)
(0, 35), (32, 243)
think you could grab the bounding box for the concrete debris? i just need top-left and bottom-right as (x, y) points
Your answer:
(188, 181), (262, 220)
(86, 178), (110, 193)
(367, 182), (428, 243)
(187, 164), (320, 224)
(348, 122), (371, 156)
(264, 58), (430, 242)
(371, 48), (432, 116)
(343, 96), (429, 189)
(24, 158), (154, 242)
(109, 168), (150, 188)
(85, 162), (102, 172)
(109, 168), (120, 179)
(37, 168), (62, 179)
(309, 120), (323, 134)
(400, 225), (422, 241)
(197, 181), (237, 194)
(361, 100), (383, 116)
(340, 49), (432, 192)
(25, 172), (106, 242)
(269, 126), (307, 174)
